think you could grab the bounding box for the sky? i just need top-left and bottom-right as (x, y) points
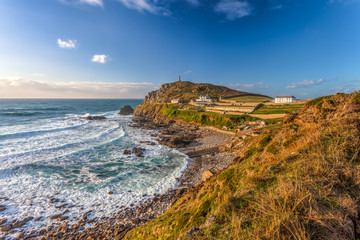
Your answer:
(0, 0), (359, 99)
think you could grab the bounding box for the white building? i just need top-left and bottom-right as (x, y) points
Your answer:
(196, 95), (214, 102)
(274, 95), (295, 103)
(171, 99), (182, 104)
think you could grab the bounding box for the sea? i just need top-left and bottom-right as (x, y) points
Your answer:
(0, 99), (188, 236)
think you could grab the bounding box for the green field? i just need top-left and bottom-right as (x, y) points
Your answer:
(162, 107), (259, 128)
(252, 104), (304, 114)
(225, 95), (273, 103)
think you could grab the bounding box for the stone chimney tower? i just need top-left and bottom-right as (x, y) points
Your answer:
(179, 75), (181, 82)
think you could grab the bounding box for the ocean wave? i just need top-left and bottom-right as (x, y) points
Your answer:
(0, 121), (90, 140)
(0, 111), (45, 116)
(0, 124), (126, 169)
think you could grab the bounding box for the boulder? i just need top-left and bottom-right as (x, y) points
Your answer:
(123, 148), (145, 157)
(119, 105), (134, 115)
(202, 168), (219, 182)
(201, 171), (214, 182)
(132, 147), (145, 157)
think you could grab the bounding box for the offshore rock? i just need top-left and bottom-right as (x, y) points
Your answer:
(119, 105), (134, 115)
(123, 148), (146, 158)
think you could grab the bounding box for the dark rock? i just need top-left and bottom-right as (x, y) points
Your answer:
(0, 205), (5, 213)
(123, 149), (131, 155)
(0, 197), (8, 201)
(119, 105), (134, 115)
(0, 224), (11, 232)
(123, 148), (145, 157)
(132, 147), (145, 158)
(55, 203), (67, 209)
(108, 191), (113, 195)
(80, 116), (106, 120)
(57, 216), (69, 221)
(49, 198), (60, 204)
(12, 217), (33, 228)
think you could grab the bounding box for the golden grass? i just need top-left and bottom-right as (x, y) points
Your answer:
(126, 92), (360, 240)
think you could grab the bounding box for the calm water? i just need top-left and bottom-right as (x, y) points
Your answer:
(0, 99), (187, 236)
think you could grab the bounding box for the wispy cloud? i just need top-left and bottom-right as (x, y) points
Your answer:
(116, 0), (171, 16)
(59, 0), (103, 7)
(79, 0), (104, 7)
(183, 70), (192, 74)
(91, 54), (108, 64)
(57, 38), (77, 49)
(214, 0), (251, 20)
(286, 79), (324, 89)
(0, 78), (159, 98)
(186, 0), (200, 6)
(328, 0), (360, 5)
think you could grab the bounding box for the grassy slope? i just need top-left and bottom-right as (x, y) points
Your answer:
(136, 103), (261, 129)
(225, 95), (273, 103)
(252, 104), (305, 114)
(126, 92), (360, 240)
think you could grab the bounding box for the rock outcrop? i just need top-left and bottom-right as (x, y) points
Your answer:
(119, 105), (134, 115)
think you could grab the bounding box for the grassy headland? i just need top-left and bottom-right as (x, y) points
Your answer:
(128, 92), (360, 239)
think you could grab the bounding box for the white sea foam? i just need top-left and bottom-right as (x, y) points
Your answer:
(0, 112), (188, 238)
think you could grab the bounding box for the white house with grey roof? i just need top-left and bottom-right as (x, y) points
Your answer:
(274, 95), (295, 103)
(196, 95), (214, 102)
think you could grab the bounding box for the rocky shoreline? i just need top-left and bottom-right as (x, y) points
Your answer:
(2, 116), (234, 240)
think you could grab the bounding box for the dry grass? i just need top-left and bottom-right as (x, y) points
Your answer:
(126, 92), (360, 240)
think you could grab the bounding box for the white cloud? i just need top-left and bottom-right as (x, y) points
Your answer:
(57, 38), (77, 49)
(286, 79), (324, 89)
(118, 0), (155, 13)
(0, 78), (159, 98)
(214, 0), (251, 20)
(91, 54), (108, 64)
(79, 0), (103, 7)
(183, 70), (192, 74)
(117, 0), (171, 15)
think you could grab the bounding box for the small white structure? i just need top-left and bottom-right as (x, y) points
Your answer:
(171, 99), (182, 104)
(196, 95), (214, 102)
(275, 95), (295, 103)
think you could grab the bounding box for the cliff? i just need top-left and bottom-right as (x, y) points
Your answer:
(127, 92), (360, 239)
(143, 81), (269, 104)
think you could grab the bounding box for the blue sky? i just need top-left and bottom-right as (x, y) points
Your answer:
(0, 0), (359, 98)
